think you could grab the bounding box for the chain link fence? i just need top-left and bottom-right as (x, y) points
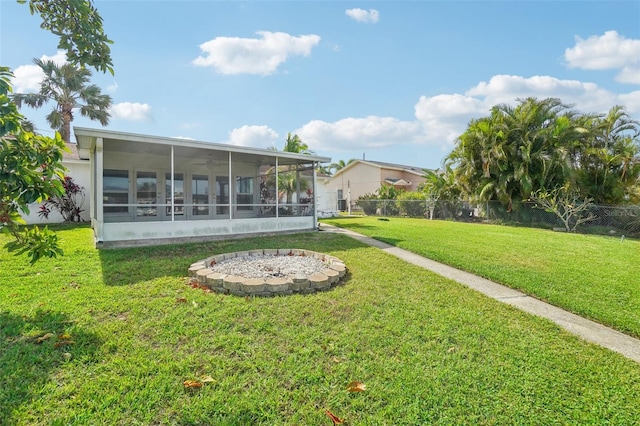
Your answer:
(351, 198), (640, 238)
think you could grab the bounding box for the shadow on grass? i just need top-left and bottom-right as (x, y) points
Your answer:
(98, 231), (367, 286)
(0, 309), (101, 422)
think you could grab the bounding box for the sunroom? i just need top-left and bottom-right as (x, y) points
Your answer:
(74, 127), (331, 247)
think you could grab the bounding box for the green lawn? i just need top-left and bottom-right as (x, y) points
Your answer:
(1, 224), (639, 425)
(322, 216), (640, 338)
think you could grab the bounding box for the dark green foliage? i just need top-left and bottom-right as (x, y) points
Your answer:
(19, 0), (114, 74)
(446, 98), (640, 209)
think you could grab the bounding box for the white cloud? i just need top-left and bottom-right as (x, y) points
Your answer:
(616, 64), (640, 85)
(12, 50), (67, 92)
(227, 125), (279, 147)
(110, 102), (152, 121)
(106, 81), (119, 93)
(296, 116), (424, 151)
(412, 75), (638, 146)
(465, 74), (623, 114)
(345, 8), (379, 24)
(414, 94), (487, 144)
(193, 31), (321, 75)
(295, 74), (638, 154)
(618, 91), (640, 115)
(565, 31), (640, 84)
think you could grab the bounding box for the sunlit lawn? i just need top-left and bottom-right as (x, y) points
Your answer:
(322, 216), (640, 339)
(1, 224), (639, 425)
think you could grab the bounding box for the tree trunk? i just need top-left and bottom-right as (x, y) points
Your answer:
(62, 107), (73, 143)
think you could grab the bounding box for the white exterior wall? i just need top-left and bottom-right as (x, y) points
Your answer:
(100, 216), (315, 246)
(23, 159), (91, 224)
(324, 163), (382, 207)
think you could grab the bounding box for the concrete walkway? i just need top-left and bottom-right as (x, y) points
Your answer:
(321, 223), (640, 364)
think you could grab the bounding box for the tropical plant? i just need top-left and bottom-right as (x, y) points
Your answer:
(329, 158), (356, 174)
(278, 171), (310, 206)
(396, 191), (426, 217)
(575, 106), (640, 204)
(1, 67), (67, 263)
(282, 132), (314, 155)
(445, 98), (640, 211)
(530, 185), (595, 232)
(19, 0), (114, 75)
(38, 175), (85, 222)
(1, 0), (112, 263)
(355, 193), (378, 215)
(12, 59), (112, 142)
(264, 133), (314, 208)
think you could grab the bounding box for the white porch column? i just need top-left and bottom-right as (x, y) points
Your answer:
(95, 137), (104, 242)
(313, 162), (318, 225)
(170, 145), (175, 221)
(275, 156), (279, 218)
(228, 151), (232, 220)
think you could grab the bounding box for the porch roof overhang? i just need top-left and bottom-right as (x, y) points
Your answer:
(73, 127), (331, 165)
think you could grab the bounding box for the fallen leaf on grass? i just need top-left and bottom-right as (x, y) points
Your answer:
(200, 375), (215, 383)
(183, 380), (203, 388)
(35, 333), (55, 344)
(331, 356), (342, 363)
(325, 410), (344, 425)
(58, 333), (72, 340)
(54, 340), (75, 348)
(346, 381), (366, 392)
(447, 346), (456, 353)
(176, 297), (188, 303)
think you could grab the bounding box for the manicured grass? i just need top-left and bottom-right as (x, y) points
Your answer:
(322, 216), (640, 338)
(1, 224), (639, 424)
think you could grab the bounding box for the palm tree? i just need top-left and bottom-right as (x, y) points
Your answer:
(449, 97), (583, 211)
(328, 158), (356, 174)
(12, 58), (112, 142)
(264, 133), (314, 207)
(577, 105), (640, 204)
(282, 132), (314, 155)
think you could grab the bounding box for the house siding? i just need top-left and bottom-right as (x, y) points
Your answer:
(323, 160), (427, 210)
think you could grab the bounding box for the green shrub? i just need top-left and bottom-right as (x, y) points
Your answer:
(397, 191), (427, 217)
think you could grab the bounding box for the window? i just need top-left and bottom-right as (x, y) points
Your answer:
(165, 173), (184, 216)
(216, 176), (229, 215)
(136, 171), (157, 217)
(192, 175), (209, 215)
(235, 176), (254, 211)
(103, 169), (129, 213)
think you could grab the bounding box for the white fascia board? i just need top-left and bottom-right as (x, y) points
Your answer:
(73, 127), (331, 164)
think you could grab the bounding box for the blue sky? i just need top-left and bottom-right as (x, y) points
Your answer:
(2, 0), (639, 169)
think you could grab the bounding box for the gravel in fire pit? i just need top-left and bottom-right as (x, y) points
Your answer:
(210, 255), (327, 279)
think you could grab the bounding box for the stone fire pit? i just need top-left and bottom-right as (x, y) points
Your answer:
(188, 249), (347, 296)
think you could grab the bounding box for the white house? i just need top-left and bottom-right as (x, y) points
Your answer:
(72, 127), (331, 247)
(22, 142), (91, 224)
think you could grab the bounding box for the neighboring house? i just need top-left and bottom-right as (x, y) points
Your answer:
(323, 160), (427, 211)
(68, 127), (330, 247)
(22, 142), (91, 224)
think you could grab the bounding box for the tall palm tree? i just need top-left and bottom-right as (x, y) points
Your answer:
(282, 132), (314, 155)
(448, 97), (584, 210)
(578, 105), (640, 204)
(12, 58), (112, 142)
